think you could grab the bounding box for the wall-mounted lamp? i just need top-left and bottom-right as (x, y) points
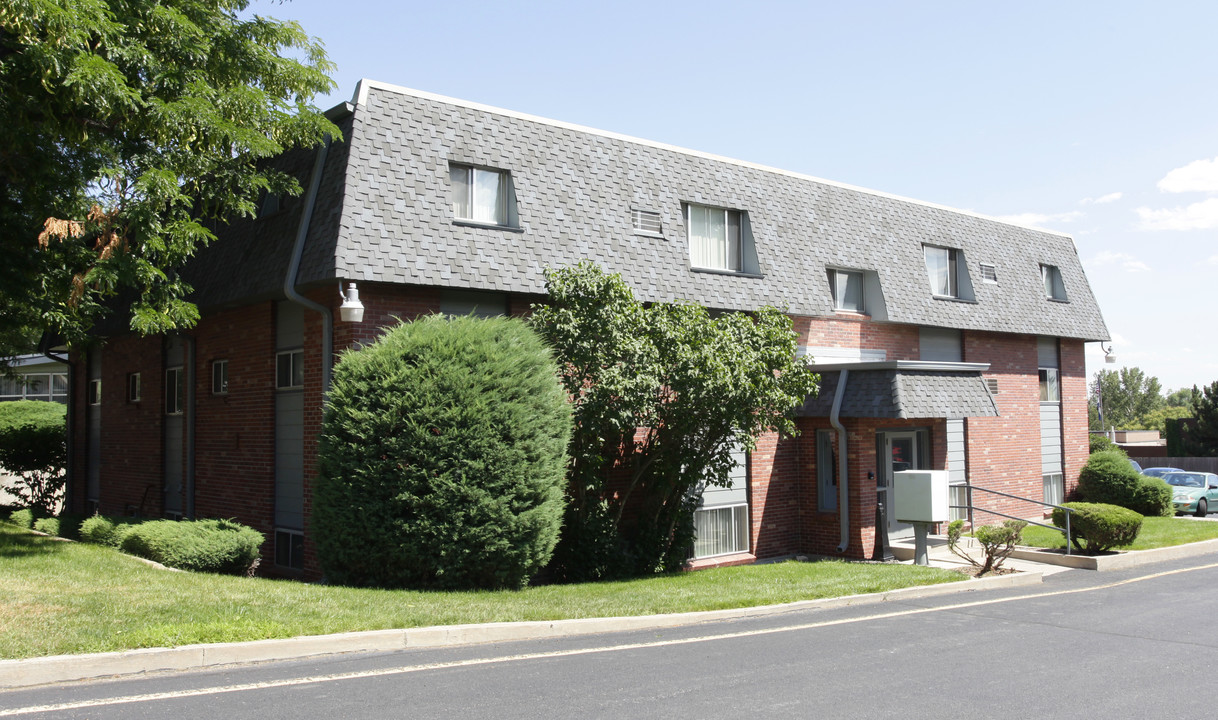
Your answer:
(339, 282), (364, 323)
(1100, 341), (1116, 364)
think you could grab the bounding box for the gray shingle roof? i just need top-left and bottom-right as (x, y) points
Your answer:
(192, 81), (1109, 342)
(798, 369), (1000, 420)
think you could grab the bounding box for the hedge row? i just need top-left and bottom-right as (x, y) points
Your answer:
(5, 510), (263, 576)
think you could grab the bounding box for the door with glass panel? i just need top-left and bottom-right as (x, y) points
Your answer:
(878, 430), (926, 539)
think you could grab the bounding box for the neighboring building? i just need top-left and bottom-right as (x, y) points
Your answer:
(66, 81), (1109, 577)
(2, 354), (69, 404)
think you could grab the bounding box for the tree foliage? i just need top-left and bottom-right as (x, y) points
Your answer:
(1089, 367), (1165, 431)
(529, 261), (819, 580)
(0, 0), (338, 354)
(314, 315), (572, 590)
(1183, 381), (1218, 457)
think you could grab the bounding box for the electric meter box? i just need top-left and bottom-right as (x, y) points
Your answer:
(893, 470), (949, 523)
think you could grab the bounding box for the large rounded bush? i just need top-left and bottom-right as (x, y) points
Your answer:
(1078, 450), (1172, 516)
(314, 315), (572, 590)
(1052, 502), (1142, 554)
(120, 518), (263, 575)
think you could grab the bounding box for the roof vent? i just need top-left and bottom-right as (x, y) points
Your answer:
(631, 208), (662, 235)
(985, 378), (999, 395)
(979, 263), (998, 283)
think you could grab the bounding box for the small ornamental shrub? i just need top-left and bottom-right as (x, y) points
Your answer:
(78, 515), (140, 547)
(55, 513), (86, 540)
(0, 400), (67, 515)
(314, 314), (572, 590)
(1052, 502), (1142, 555)
(1078, 450), (1172, 516)
(33, 517), (59, 536)
(8, 508), (34, 529)
(119, 519), (264, 575)
(947, 519), (1026, 575)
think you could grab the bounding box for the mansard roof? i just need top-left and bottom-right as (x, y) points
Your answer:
(188, 80), (1109, 342)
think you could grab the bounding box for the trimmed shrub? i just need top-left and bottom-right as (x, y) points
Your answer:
(119, 519), (264, 575)
(33, 517), (59, 536)
(1088, 434), (1121, 455)
(8, 508), (34, 529)
(55, 513), (86, 540)
(0, 400), (67, 515)
(78, 515), (137, 547)
(1078, 450), (1172, 516)
(947, 519), (1026, 575)
(314, 314), (572, 590)
(1052, 502), (1143, 554)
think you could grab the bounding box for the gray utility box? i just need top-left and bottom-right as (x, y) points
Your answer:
(893, 470), (949, 524)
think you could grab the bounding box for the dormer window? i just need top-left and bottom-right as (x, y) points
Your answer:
(924, 245), (960, 298)
(688, 204), (744, 272)
(828, 269), (865, 313)
(1041, 264), (1067, 301)
(449, 163), (517, 227)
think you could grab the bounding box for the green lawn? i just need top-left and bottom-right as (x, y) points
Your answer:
(0, 524), (963, 659)
(1020, 516), (1218, 551)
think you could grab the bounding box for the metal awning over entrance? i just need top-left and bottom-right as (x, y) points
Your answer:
(797, 361), (999, 420)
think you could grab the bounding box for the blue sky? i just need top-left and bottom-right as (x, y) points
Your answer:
(261, 0), (1218, 394)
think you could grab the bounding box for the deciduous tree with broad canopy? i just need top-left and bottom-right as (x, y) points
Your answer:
(0, 0), (337, 357)
(530, 261), (819, 580)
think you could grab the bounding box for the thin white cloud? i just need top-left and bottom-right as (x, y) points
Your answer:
(1089, 250), (1151, 272)
(1081, 192), (1122, 205)
(993, 211), (1084, 227)
(1208, 255), (1218, 266)
(1158, 156), (1218, 193)
(1135, 197), (1218, 230)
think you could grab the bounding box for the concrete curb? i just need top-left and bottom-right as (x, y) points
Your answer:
(1011, 537), (1218, 570)
(0, 571), (1041, 689)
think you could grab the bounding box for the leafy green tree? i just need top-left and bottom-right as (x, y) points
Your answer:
(1166, 387), (1199, 408)
(530, 262), (819, 580)
(1089, 367), (1164, 430)
(1184, 381), (1218, 456)
(1134, 405), (1191, 435)
(0, 0), (338, 355)
(0, 400), (67, 515)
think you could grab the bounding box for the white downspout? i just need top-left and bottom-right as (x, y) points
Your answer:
(831, 369), (850, 553)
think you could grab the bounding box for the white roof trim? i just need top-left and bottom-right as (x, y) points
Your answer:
(351, 79), (1073, 239)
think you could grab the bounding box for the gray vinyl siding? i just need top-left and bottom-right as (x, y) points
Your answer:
(919, 328), (963, 362)
(946, 419), (966, 485)
(275, 301), (305, 530)
(1041, 404), (1064, 474)
(163, 337), (185, 515)
(699, 445), (748, 508)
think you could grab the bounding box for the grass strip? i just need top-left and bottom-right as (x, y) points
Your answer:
(1020, 515), (1218, 551)
(0, 523), (962, 659)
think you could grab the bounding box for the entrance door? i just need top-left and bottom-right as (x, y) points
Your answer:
(878, 430), (926, 539)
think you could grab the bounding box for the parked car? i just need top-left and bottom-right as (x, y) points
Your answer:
(1142, 466), (1185, 479)
(1130, 459), (1143, 474)
(1163, 472), (1218, 517)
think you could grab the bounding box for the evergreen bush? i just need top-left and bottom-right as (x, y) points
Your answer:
(8, 508), (34, 529)
(78, 515), (139, 547)
(1078, 449), (1172, 516)
(33, 517), (59, 536)
(314, 314), (572, 590)
(0, 400), (67, 514)
(120, 519), (263, 575)
(1052, 502), (1142, 554)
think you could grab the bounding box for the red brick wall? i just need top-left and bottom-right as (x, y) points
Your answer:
(793, 314), (920, 361)
(93, 335), (165, 517)
(1060, 338), (1088, 497)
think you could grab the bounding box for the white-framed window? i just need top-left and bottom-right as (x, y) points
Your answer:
(816, 429), (838, 511)
(165, 367), (183, 415)
(212, 360), (228, 395)
(276, 350), (303, 390)
(1041, 264), (1067, 301)
(87, 378), (102, 406)
(979, 263), (998, 283)
(1043, 473), (1065, 506)
(127, 372), (141, 403)
(1, 373), (69, 403)
(688, 204), (744, 272)
(631, 208), (663, 236)
(1039, 368), (1060, 402)
(693, 504), (749, 558)
(275, 528), (305, 570)
(950, 483), (970, 522)
(924, 245), (960, 298)
(828, 269), (865, 313)
(450, 164), (514, 226)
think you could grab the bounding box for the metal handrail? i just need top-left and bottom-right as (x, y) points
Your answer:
(950, 484), (1074, 555)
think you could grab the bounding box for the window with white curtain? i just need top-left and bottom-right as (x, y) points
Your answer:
(1039, 368), (1060, 402)
(450, 164), (512, 226)
(924, 245), (959, 298)
(828, 269), (864, 312)
(688, 204), (743, 272)
(1041, 264), (1067, 301)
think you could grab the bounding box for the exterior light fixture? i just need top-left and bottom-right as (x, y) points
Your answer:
(1101, 341), (1116, 364)
(339, 282), (364, 323)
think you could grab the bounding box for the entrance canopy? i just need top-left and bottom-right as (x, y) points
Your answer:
(797, 361), (999, 420)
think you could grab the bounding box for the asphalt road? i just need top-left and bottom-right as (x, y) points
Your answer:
(5, 554), (1218, 719)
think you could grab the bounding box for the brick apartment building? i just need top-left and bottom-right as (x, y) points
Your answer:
(66, 80), (1109, 577)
